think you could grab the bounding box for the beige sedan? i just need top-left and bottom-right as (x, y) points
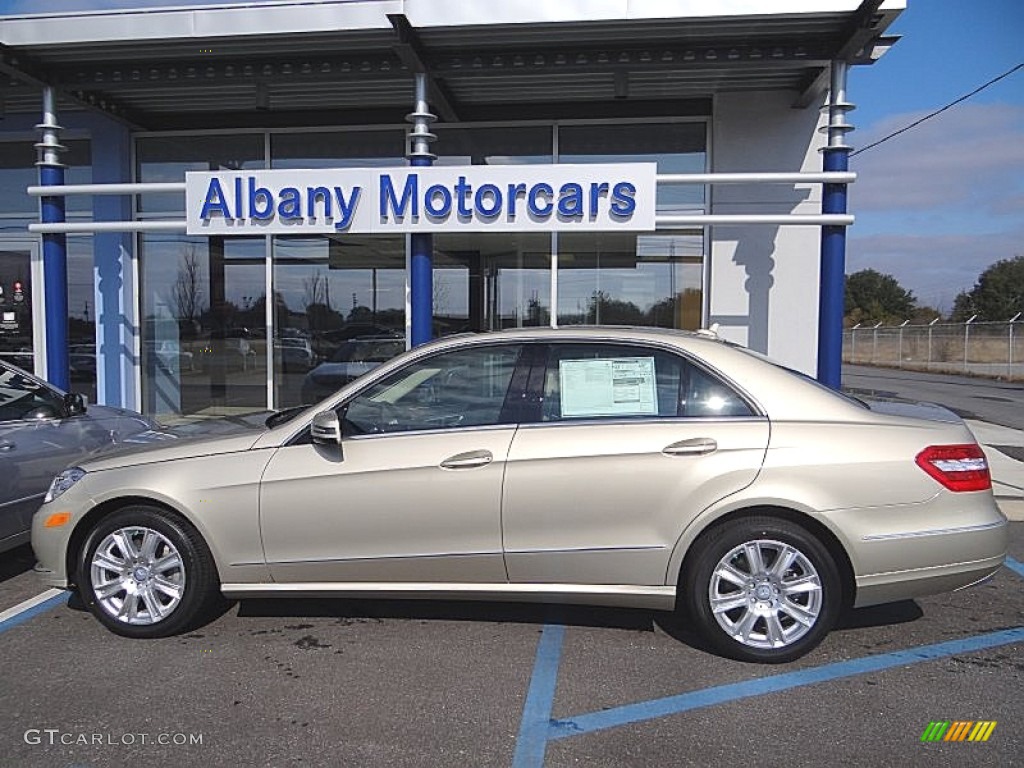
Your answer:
(31, 328), (1007, 663)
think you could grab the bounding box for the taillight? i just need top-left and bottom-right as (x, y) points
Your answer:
(915, 444), (991, 492)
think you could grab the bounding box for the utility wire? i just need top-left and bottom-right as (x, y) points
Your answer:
(851, 61), (1024, 157)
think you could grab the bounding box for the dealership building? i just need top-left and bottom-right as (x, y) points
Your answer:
(0, 0), (903, 419)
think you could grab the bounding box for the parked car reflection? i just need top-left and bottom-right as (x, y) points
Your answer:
(301, 336), (405, 403)
(0, 359), (162, 553)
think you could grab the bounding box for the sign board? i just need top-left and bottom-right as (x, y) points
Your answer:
(185, 163), (656, 235)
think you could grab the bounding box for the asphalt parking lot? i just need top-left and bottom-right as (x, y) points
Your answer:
(1, 524), (1021, 768)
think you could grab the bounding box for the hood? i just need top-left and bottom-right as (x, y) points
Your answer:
(80, 429), (265, 472)
(82, 403), (159, 431)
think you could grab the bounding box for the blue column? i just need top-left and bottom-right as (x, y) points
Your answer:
(407, 73), (436, 348)
(816, 148), (851, 389)
(816, 60), (854, 390)
(409, 158), (433, 347)
(37, 88), (70, 390)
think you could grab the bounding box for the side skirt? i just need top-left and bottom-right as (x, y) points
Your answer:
(221, 582), (677, 611)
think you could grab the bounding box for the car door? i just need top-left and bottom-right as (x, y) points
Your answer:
(501, 341), (770, 586)
(259, 342), (526, 584)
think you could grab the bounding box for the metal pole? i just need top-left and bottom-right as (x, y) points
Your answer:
(928, 317), (939, 371)
(36, 86), (69, 388)
(406, 73), (436, 347)
(1009, 312), (1021, 375)
(898, 319), (909, 368)
(872, 322), (881, 363)
(964, 314), (977, 373)
(816, 60), (854, 388)
(851, 323), (860, 362)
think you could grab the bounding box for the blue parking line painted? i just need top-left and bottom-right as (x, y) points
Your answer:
(0, 590), (69, 635)
(1006, 557), (1024, 579)
(512, 624), (565, 768)
(549, 626), (1024, 741)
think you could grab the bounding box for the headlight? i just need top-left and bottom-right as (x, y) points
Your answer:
(44, 467), (86, 504)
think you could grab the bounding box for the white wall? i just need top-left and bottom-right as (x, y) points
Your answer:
(709, 90), (828, 375)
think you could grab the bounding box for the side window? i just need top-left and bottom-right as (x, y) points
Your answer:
(343, 344), (522, 435)
(681, 365), (756, 417)
(0, 367), (64, 422)
(540, 344), (754, 422)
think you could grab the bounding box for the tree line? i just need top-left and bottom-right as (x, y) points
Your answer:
(845, 254), (1024, 326)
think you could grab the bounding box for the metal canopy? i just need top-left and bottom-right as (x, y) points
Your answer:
(0, 3), (902, 130)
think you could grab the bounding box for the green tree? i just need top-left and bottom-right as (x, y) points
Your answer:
(844, 269), (916, 326)
(951, 255), (1024, 321)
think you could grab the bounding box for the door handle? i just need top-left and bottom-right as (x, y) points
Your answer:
(0, 442), (14, 452)
(662, 437), (717, 456)
(440, 450), (494, 469)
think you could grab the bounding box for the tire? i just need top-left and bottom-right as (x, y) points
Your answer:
(77, 505), (223, 638)
(684, 515), (841, 663)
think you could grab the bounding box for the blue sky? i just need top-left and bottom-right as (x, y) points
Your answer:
(848, 0), (1024, 313)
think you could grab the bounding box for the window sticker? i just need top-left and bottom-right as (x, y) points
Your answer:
(558, 357), (657, 417)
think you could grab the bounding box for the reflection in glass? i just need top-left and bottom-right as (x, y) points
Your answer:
(271, 130), (405, 169)
(433, 233), (551, 335)
(136, 134), (264, 214)
(140, 235), (267, 419)
(273, 235), (405, 409)
(558, 232), (703, 330)
(433, 126), (552, 167)
(555, 121), (706, 330)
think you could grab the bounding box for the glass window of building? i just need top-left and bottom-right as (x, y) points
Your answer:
(556, 122), (706, 330)
(140, 234), (267, 419)
(137, 134), (266, 419)
(270, 130), (408, 408)
(272, 234), (405, 409)
(0, 139), (94, 401)
(432, 126), (553, 336)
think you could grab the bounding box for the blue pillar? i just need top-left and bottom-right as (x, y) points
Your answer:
(816, 60), (854, 390)
(407, 74), (436, 347)
(816, 148), (851, 389)
(37, 87), (70, 390)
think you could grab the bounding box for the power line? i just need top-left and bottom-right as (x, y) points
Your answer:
(851, 61), (1024, 157)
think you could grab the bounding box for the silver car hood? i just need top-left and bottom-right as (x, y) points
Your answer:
(80, 430), (265, 472)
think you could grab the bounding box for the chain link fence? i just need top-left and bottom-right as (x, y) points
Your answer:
(844, 320), (1024, 379)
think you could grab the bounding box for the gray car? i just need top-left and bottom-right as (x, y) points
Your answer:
(0, 360), (160, 553)
(31, 328), (1008, 662)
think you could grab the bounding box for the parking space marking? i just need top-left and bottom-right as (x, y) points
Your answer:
(513, 560), (1024, 765)
(548, 626), (1024, 742)
(0, 589), (69, 635)
(512, 624), (565, 768)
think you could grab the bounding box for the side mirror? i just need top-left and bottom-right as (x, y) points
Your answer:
(310, 410), (343, 447)
(63, 392), (87, 417)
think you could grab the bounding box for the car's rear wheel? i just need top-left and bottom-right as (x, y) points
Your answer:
(78, 506), (222, 638)
(684, 516), (841, 663)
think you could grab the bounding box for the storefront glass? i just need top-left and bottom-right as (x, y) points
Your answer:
(138, 134), (265, 418)
(135, 120), (706, 418)
(272, 234), (405, 408)
(0, 139), (95, 401)
(556, 122), (705, 329)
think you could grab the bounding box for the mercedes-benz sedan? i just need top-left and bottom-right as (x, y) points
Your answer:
(31, 328), (1007, 663)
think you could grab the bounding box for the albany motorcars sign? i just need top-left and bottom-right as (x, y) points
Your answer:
(185, 163), (656, 235)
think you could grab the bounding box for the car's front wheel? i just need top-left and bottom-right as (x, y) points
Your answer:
(78, 506), (223, 638)
(684, 515), (841, 663)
